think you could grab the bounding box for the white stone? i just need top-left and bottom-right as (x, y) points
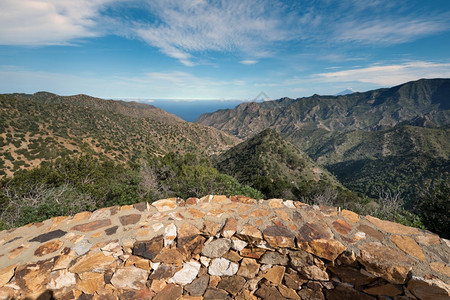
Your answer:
(283, 200), (296, 208)
(152, 199), (178, 212)
(168, 212), (183, 221)
(164, 224), (177, 247)
(231, 238), (248, 251)
(200, 256), (211, 267)
(208, 258), (239, 276)
(354, 232), (366, 240)
(47, 270), (76, 290)
(152, 223), (164, 232)
(260, 264), (273, 271)
(151, 262), (160, 270)
(101, 241), (123, 258)
(443, 238), (450, 249)
(101, 241), (121, 252)
(169, 261), (201, 285)
(89, 208), (111, 220)
(110, 267), (149, 290)
(73, 239), (92, 256)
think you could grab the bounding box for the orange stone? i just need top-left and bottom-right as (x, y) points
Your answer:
(250, 209), (270, 217)
(390, 235), (425, 261)
(430, 262), (450, 277)
(72, 211), (91, 222)
(222, 203), (239, 210)
(208, 208), (225, 218)
(0, 264), (17, 287)
(178, 223), (201, 242)
(222, 218), (238, 238)
(212, 195), (230, 203)
(278, 284), (300, 300)
(275, 209), (290, 221)
(342, 209), (359, 223)
(125, 255), (152, 270)
(202, 220), (221, 236)
(237, 224), (263, 242)
(332, 219), (352, 235)
(90, 231), (103, 238)
(268, 199), (284, 209)
(76, 272), (105, 294)
(298, 239), (346, 261)
(188, 208), (205, 218)
(240, 247), (266, 259)
(359, 242), (413, 284)
(364, 284), (403, 296)
(263, 265), (285, 285)
(366, 215), (419, 235)
(69, 252), (116, 273)
(34, 240), (63, 257)
(53, 247), (76, 271)
(48, 216), (69, 230)
(255, 219), (264, 226)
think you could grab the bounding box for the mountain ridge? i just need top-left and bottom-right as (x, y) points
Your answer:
(0, 92), (241, 178)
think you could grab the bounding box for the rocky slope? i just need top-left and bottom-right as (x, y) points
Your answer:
(0, 195), (449, 299)
(0, 92), (241, 178)
(196, 79), (450, 206)
(196, 79), (450, 140)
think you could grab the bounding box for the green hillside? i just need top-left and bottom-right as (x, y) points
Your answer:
(0, 92), (240, 178)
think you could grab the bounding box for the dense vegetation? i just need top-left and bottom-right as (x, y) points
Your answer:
(215, 129), (425, 231)
(0, 154), (261, 230)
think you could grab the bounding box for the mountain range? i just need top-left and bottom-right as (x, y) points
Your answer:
(0, 78), (449, 237)
(196, 78), (450, 204)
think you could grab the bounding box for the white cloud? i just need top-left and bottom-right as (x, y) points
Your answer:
(134, 0), (298, 65)
(335, 17), (449, 44)
(0, 0), (120, 45)
(314, 61), (450, 86)
(240, 60), (258, 65)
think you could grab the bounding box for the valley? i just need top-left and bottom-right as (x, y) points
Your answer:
(0, 78), (449, 238)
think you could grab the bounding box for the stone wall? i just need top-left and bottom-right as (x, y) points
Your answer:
(0, 195), (449, 299)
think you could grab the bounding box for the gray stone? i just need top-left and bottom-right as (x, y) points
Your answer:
(204, 288), (231, 300)
(185, 274), (209, 296)
(202, 238), (232, 258)
(73, 239), (92, 256)
(260, 251), (289, 265)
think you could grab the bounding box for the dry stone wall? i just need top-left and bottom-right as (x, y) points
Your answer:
(0, 195), (449, 299)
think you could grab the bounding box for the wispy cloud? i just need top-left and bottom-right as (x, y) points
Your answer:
(0, 0), (121, 45)
(240, 60), (258, 65)
(314, 61), (450, 86)
(335, 17), (450, 44)
(134, 0), (299, 66)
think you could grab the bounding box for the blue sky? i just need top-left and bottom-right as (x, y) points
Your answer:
(1, 0), (450, 100)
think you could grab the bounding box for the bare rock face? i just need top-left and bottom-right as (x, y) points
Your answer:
(0, 194), (448, 299)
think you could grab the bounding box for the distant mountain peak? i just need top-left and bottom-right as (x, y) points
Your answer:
(335, 88), (356, 96)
